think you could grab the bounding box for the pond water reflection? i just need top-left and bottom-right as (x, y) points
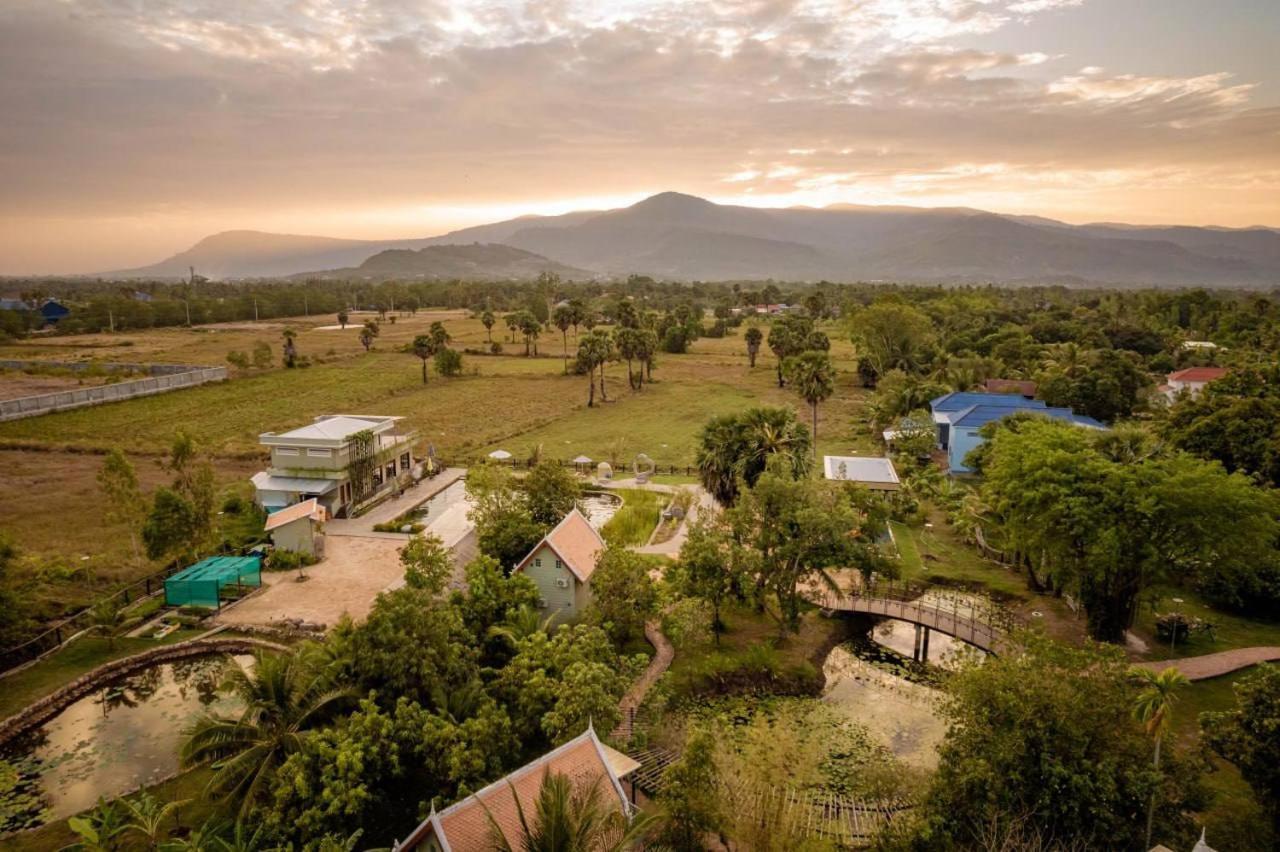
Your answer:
(0, 654), (249, 832)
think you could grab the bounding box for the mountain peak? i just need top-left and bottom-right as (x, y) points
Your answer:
(628, 191), (715, 212)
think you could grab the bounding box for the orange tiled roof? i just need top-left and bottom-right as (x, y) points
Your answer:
(1168, 367), (1229, 383)
(514, 508), (605, 582)
(395, 728), (629, 852)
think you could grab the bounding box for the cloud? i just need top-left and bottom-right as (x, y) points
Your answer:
(0, 0), (1277, 271)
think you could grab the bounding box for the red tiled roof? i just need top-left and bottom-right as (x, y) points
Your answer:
(1168, 367), (1229, 383)
(980, 379), (1037, 397)
(395, 728), (629, 852)
(514, 508), (605, 582)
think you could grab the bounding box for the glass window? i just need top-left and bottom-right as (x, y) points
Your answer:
(534, 558), (542, 567)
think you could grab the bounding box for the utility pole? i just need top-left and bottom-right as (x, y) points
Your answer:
(253, 297), (259, 322)
(108, 308), (114, 334)
(184, 299), (190, 326)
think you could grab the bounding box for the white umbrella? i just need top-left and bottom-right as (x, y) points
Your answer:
(572, 455), (593, 465)
(488, 449), (513, 460)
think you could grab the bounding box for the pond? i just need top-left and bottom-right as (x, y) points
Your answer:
(0, 654), (249, 833)
(821, 643), (947, 770)
(579, 490), (622, 529)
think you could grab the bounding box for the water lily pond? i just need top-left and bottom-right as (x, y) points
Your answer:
(0, 654), (249, 833)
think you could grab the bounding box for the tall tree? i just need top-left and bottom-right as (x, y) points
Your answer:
(744, 326), (763, 367)
(481, 309), (496, 343)
(1132, 666), (1189, 851)
(281, 329), (298, 368)
(784, 351), (835, 463)
(412, 334), (436, 384)
(552, 304), (574, 373)
(848, 300), (934, 377)
(97, 448), (147, 562)
(400, 532), (453, 594)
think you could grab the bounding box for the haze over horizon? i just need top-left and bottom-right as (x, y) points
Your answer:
(3, 0), (1280, 275)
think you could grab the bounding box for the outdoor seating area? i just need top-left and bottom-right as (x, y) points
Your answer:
(163, 554), (263, 609)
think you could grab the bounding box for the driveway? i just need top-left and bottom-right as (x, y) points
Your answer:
(215, 535), (405, 628)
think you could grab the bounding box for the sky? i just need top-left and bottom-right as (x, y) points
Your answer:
(2, 0), (1279, 274)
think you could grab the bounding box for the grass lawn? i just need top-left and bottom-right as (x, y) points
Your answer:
(600, 489), (665, 547)
(0, 631), (201, 719)
(1131, 585), (1280, 662)
(3, 767), (219, 852)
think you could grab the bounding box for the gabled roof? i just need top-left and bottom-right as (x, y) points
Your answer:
(514, 507), (605, 582)
(263, 497), (325, 531)
(394, 727), (631, 852)
(1168, 367), (1229, 383)
(930, 391), (1047, 415)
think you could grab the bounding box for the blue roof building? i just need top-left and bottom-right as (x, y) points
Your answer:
(929, 391), (1105, 474)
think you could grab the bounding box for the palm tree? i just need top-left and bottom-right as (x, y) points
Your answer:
(180, 651), (356, 817)
(358, 320), (378, 352)
(744, 326), (763, 367)
(337, 309), (349, 329)
(553, 305), (574, 374)
(784, 351), (835, 463)
(482, 310), (496, 343)
(1131, 665), (1189, 850)
(87, 599), (139, 651)
(281, 329), (298, 368)
(484, 771), (656, 852)
(412, 334), (435, 384)
(120, 792), (190, 849)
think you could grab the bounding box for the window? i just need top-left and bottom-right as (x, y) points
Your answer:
(372, 470), (383, 487)
(534, 557), (542, 567)
(555, 559), (563, 570)
(400, 452), (411, 471)
(276, 447), (299, 457)
(307, 448), (332, 458)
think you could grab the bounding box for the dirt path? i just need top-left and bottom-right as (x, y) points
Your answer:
(611, 621), (674, 742)
(1134, 647), (1280, 681)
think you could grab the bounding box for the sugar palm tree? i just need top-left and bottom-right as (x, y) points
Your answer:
(553, 305), (574, 374)
(784, 351), (835, 463)
(413, 334), (438, 384)
(482, 309), (496, 343)
(180, 651), (356, 818)
(1132, 665), (1189, 850)
(744, 326), (763, 367)
(484, 771), (656, 852)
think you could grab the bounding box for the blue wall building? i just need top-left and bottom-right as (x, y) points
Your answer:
(930, 391), (1105, 474)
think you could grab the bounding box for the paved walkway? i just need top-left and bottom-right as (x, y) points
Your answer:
(611, 621), (675, 742)
(1134, 647), (1280, 681)
(325, 467), (465, 537)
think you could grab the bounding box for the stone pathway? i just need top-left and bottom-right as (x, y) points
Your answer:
(611, 621), (675, 742)
(1134, 646), (1280, 681)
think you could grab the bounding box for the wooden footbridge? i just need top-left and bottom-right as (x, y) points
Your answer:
(805, 580), (1010, 656)
(625, 747), (914, 846)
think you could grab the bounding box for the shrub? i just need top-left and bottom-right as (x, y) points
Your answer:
(435, 348), (463, 377)
(490, 341), (503, 355)
(265, 548), (318, 572)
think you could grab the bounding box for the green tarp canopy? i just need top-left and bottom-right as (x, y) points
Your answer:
(164, 555), (262, 609)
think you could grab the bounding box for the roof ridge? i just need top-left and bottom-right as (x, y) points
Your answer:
(437, 728), (600, 818)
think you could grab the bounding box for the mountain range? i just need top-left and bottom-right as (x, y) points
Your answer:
(103, 192), (1280, 287)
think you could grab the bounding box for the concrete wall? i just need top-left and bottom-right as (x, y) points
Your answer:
(0, 362), (227, 422)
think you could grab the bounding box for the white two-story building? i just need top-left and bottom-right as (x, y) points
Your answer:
(251, 414), (417, 517)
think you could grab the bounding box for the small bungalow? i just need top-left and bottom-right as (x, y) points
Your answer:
(393, 726), (639, 852)
(513, 508), (604, 621)
(1158, 367), (1229, 402)
(823, 455), (901, 492)
(263, 497), (326, 558)
(929, 391), (1104, 474)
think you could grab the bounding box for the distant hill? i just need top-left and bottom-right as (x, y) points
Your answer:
(102, 192), (1280, 286)
(295, 243), (590, 281)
